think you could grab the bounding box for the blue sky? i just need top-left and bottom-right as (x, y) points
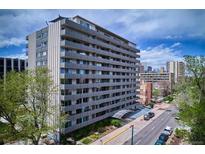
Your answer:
(0, 10), (204, 68)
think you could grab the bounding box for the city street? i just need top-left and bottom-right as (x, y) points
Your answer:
(124, 105), (178, 145)
(92, 103), (176, 145)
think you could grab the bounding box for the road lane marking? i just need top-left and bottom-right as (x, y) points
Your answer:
(98, 104), (171, 145)
(142, 115), (174, 145)
(103, 126), (130, 144)
(136, 139), (142, 144)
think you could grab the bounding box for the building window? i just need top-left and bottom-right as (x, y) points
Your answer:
(77, 88), (89, 94)
(76, 109), (82, 114)
(83, 88), (89, 93)
(77, 89), (82, 94)
(65, 121), (72, 128)
(84, 106), (90, 112)
(60, 68), (76, 74)
(76, 118), (82, 124)
(60, 68), (65, 73)
(83, 116), (89, 122)
(42, 51), (47, 56)
(80, 20), (90, 29)
(76, 98), (82, 104)
(60, 79), (72, 84)
(61, 89), (72, 95)
(78, 70), (85, 75)
(83, 97), (89, 103)
(61, 100), (71, 107)
(76, 79), (89, 84)
(37, 61), (42, 66)
(42, 41), (47, 47)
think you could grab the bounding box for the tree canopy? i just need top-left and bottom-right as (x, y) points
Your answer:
(176, 55), (205, 144)
(0, 67), (60, 145)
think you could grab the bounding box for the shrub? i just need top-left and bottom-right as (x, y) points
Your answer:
(175, 128), (188, 138)
(149, 103), (155, 108)
(64, 118), (122, 142)
(164, 95), (174, 103)
(98, 127), (105, 133)
(72, 127), (91, 140)
(81, 138), (92, 144)
(111, 119), (121, 127)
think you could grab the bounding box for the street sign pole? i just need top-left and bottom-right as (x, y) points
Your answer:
(130, 125), (134, 145)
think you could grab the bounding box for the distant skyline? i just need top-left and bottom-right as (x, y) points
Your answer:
(0, 10), (204, 68)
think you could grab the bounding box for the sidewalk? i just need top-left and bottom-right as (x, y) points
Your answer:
(92, 103), (171, 145)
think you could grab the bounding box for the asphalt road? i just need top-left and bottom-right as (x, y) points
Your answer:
(124, 105), (178, 145)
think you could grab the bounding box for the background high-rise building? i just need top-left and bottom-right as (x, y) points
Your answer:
(147, 66), (152, 72)
(139, 63), (145, 73)
(166, 61), (185, 83)
(0, 57), (26, 79)
(160, 67), (165, 74)
(27, 15), (140, 134)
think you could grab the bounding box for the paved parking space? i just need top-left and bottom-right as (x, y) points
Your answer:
(125, 108), (151, 120)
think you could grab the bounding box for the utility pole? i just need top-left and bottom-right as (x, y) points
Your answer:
(130, 125), (134, 145)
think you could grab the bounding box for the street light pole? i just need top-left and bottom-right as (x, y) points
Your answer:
(130, 125), (134, 145)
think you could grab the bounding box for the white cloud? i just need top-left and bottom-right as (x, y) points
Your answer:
(0, 10), (205, 47)
(105, 10), (205, 40)
(0, 37), (26, 48)
(5, 53), (27, 59)
(140, 43), (183, 69)
(4, 48), (27, 59)
(171, 42), (181, 48)
(165, 35), (182, 40)
(0, 10), (204, 59)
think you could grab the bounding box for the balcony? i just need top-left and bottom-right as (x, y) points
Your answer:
(61, 87), (136, 100)
(60, 41), (137, 68)
(61, 19), (140, 53)
(60, 81), (137, 90)
(60, 62), (136, 74)
(61, 28), (138, 58)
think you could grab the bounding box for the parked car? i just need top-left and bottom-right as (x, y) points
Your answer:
(154, 139), (165, 145)
(148, 112), (155, 118)
(144, 114), (150, 120)
(164, 126), (173, 136)
(162, 130), (170, 137)
(158, 133), (169, 142)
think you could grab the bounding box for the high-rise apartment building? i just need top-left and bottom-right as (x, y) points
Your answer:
(166, 61), (185, 83)
(27, 15), (140, 133)
(0, 57), (26, 79)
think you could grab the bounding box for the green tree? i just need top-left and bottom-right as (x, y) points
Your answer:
(0, 68), (61, 145)
(18, 67), (60, 145)
(176, 55), (205, 144)
(153, 88), (160, 98)
(0, 71), (27, 143)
